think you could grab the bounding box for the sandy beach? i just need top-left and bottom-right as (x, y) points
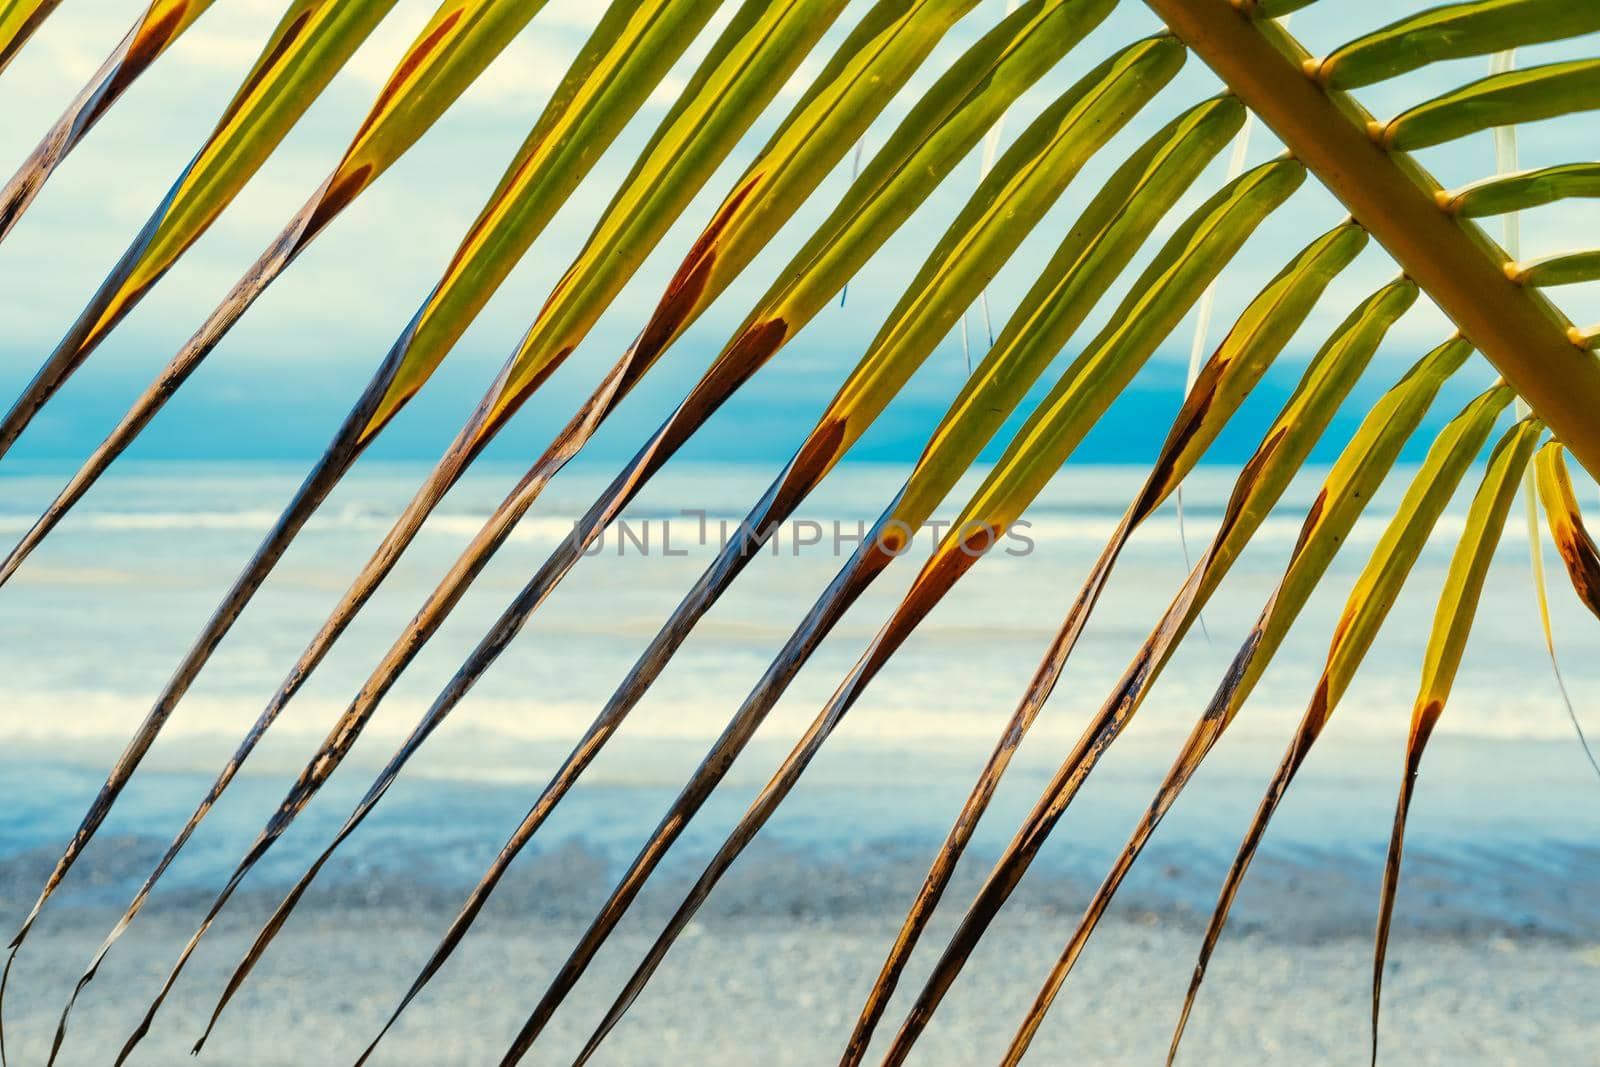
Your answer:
(2, 829), (1595, 1065)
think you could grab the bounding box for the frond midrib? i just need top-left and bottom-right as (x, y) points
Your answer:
(1145, 0), (1600, 483)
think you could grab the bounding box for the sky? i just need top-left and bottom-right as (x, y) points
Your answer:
(0, 0), (1596, 471)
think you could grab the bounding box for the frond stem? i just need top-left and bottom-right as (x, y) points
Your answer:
(1145, 0), (1600, 482)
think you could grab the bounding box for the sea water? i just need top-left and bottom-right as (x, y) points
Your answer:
(0, 459), (1594, 933)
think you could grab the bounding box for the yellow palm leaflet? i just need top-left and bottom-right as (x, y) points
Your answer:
(1317, 0), (1600, 90)
(1527, 440), (1600, 777)
(845, 221), (1369, 1065)
(882, 277), (1419, 1064)
(1441, 163), (1600, 217)
(300, 0), (553, 243)
(1536, 442), (1600, 619)
(1, 0), (720, 1045)
(0, 0), (398, 458)
(562, 159), (1306, 1067)
(997, 340), (1476, 1067)
(1, 0), (219, 242)
(202, 37), (1189, 1061)
(1371, 418), (1541, 1062)
(187, 24), (1170, 1052)
(1382, 57), (1600, 150)
(1172, 373), (1507, 1066)
(0, 0), (60, 73)
(1508, 249), (1600, 286)
(0, 0), (566, 592)
(317, 92), (1250, 1066)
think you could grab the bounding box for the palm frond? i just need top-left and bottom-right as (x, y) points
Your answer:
(30, 0), (716, 1040)
(7, 0), (713, 1035)
(177, 0), (1087, 941)
(160, 0), (1053, 784)
(187, 27), (1181, 1049)
(98, 0), (880, 1055)
(2, 0), (707, 1022)
(0, 0), (566, 591)
(4, 0), (1600, 1061)
(0, 0), (412, 1012)
(37, 0), (1115, 1052)
(1002, 391), (1522, 1065)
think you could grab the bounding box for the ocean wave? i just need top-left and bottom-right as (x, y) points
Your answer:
(0, 686), (1582, 762)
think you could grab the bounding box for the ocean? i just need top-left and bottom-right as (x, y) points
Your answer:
(0, 459), (1595, 1063)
